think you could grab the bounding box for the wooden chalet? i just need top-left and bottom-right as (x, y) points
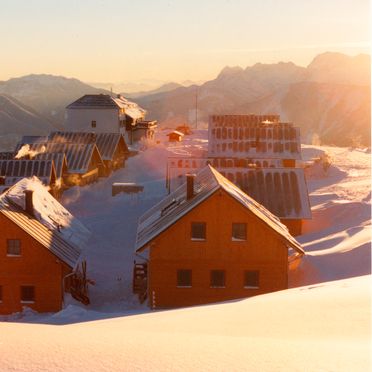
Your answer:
(49, 131), (128, 176)
(167, 130), (184, 142)
(135, 165), (304, 308)
(0, 177), (91, 314)
(0, 159), (58, 196)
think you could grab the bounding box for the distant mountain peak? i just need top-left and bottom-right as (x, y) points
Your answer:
(218, 66), (244, 78)
(308, 51), (370, 69)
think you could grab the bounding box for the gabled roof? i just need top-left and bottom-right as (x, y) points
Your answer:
(34, 153), (68, 181)
(218, 167), (311, 219)
(66, 94), (146, 120)
(0, 159), (56, 187)
(136, 165), (304, 254)
(167, 130), (184, 137)
(15, 142), (103, 174)
(49, 131), (129, 161)
(166, 156), (311, 219)
(66, 94), (118, 109)
(0, 177), (90, 268)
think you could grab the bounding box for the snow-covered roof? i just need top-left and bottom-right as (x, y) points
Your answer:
(66, 94), (146, 120)
(167, 130), (185, 137)
(136, 165), (303, 254)
(0, 177), (90, 268)
(166, 156), (311, 219)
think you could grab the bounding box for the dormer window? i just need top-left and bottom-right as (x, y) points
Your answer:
(91, 120), (96, 128)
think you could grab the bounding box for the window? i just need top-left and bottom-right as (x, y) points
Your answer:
(232, 223), (247, 241)
(244, 271), (259, 288)
(210, 270), (225, 288)
(91, 120), (96, 128)
(191, 222), (206, 240)
(7, 239), (21, 256)
(177, 270), (192, 288)
(0, 286), (2, 302)
(20, 286), (35, 303)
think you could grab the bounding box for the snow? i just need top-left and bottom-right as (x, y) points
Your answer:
(0, 276), (370, 371)
(113, 96), (146, 120)
(5, 177), (91, 249)
(0, 131), (371, 371)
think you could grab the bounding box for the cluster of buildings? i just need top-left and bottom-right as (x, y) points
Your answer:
(134, 114), (310, 308)
(0, 94), (156, 315)
(166, 115), (311, 236)
(0, 94), (158, 199)
(0, 92), (310, 314)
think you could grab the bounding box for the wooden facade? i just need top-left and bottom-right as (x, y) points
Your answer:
(0, 213), (71, 314)
(145, 191), (290, 308)
(0, 178), (89, 314)
(136, 165), (304, 308)
(167, 131), (184, 142)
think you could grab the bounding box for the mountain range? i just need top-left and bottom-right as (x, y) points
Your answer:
(0, 94), (59, 150)
(136, 52), (370, 146)
(0, 52), (370, 149)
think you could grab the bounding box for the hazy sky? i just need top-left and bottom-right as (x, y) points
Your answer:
(0, 0), (370, 83)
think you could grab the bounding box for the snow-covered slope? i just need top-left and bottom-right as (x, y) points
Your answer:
(0, 276), (370, 371)
(0, 131), (370, 371)
(0, 94), (57, 150)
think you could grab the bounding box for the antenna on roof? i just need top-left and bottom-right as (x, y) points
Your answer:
(110, 86), (113, 98)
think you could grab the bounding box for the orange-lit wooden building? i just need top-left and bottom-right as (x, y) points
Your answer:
(135, 165), (304, 308)
(0, 178), (91, 314)
(167, 130), (184, 142)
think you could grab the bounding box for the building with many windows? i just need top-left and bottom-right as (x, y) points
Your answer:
(134, 165), (304, 308)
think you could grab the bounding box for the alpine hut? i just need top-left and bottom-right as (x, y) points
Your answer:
(135, 165), (304, 308)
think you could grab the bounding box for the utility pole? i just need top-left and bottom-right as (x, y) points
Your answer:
(195, 86), (198, 130)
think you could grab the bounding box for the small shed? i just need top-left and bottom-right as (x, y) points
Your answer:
(112, 182), (144, 196)
(167, 130), (184, 142)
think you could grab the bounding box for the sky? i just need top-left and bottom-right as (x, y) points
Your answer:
(0, 0), (370, 84)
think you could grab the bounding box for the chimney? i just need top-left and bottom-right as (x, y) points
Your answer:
(186, 174), (196, 200)
(24, 190), (34, 216)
